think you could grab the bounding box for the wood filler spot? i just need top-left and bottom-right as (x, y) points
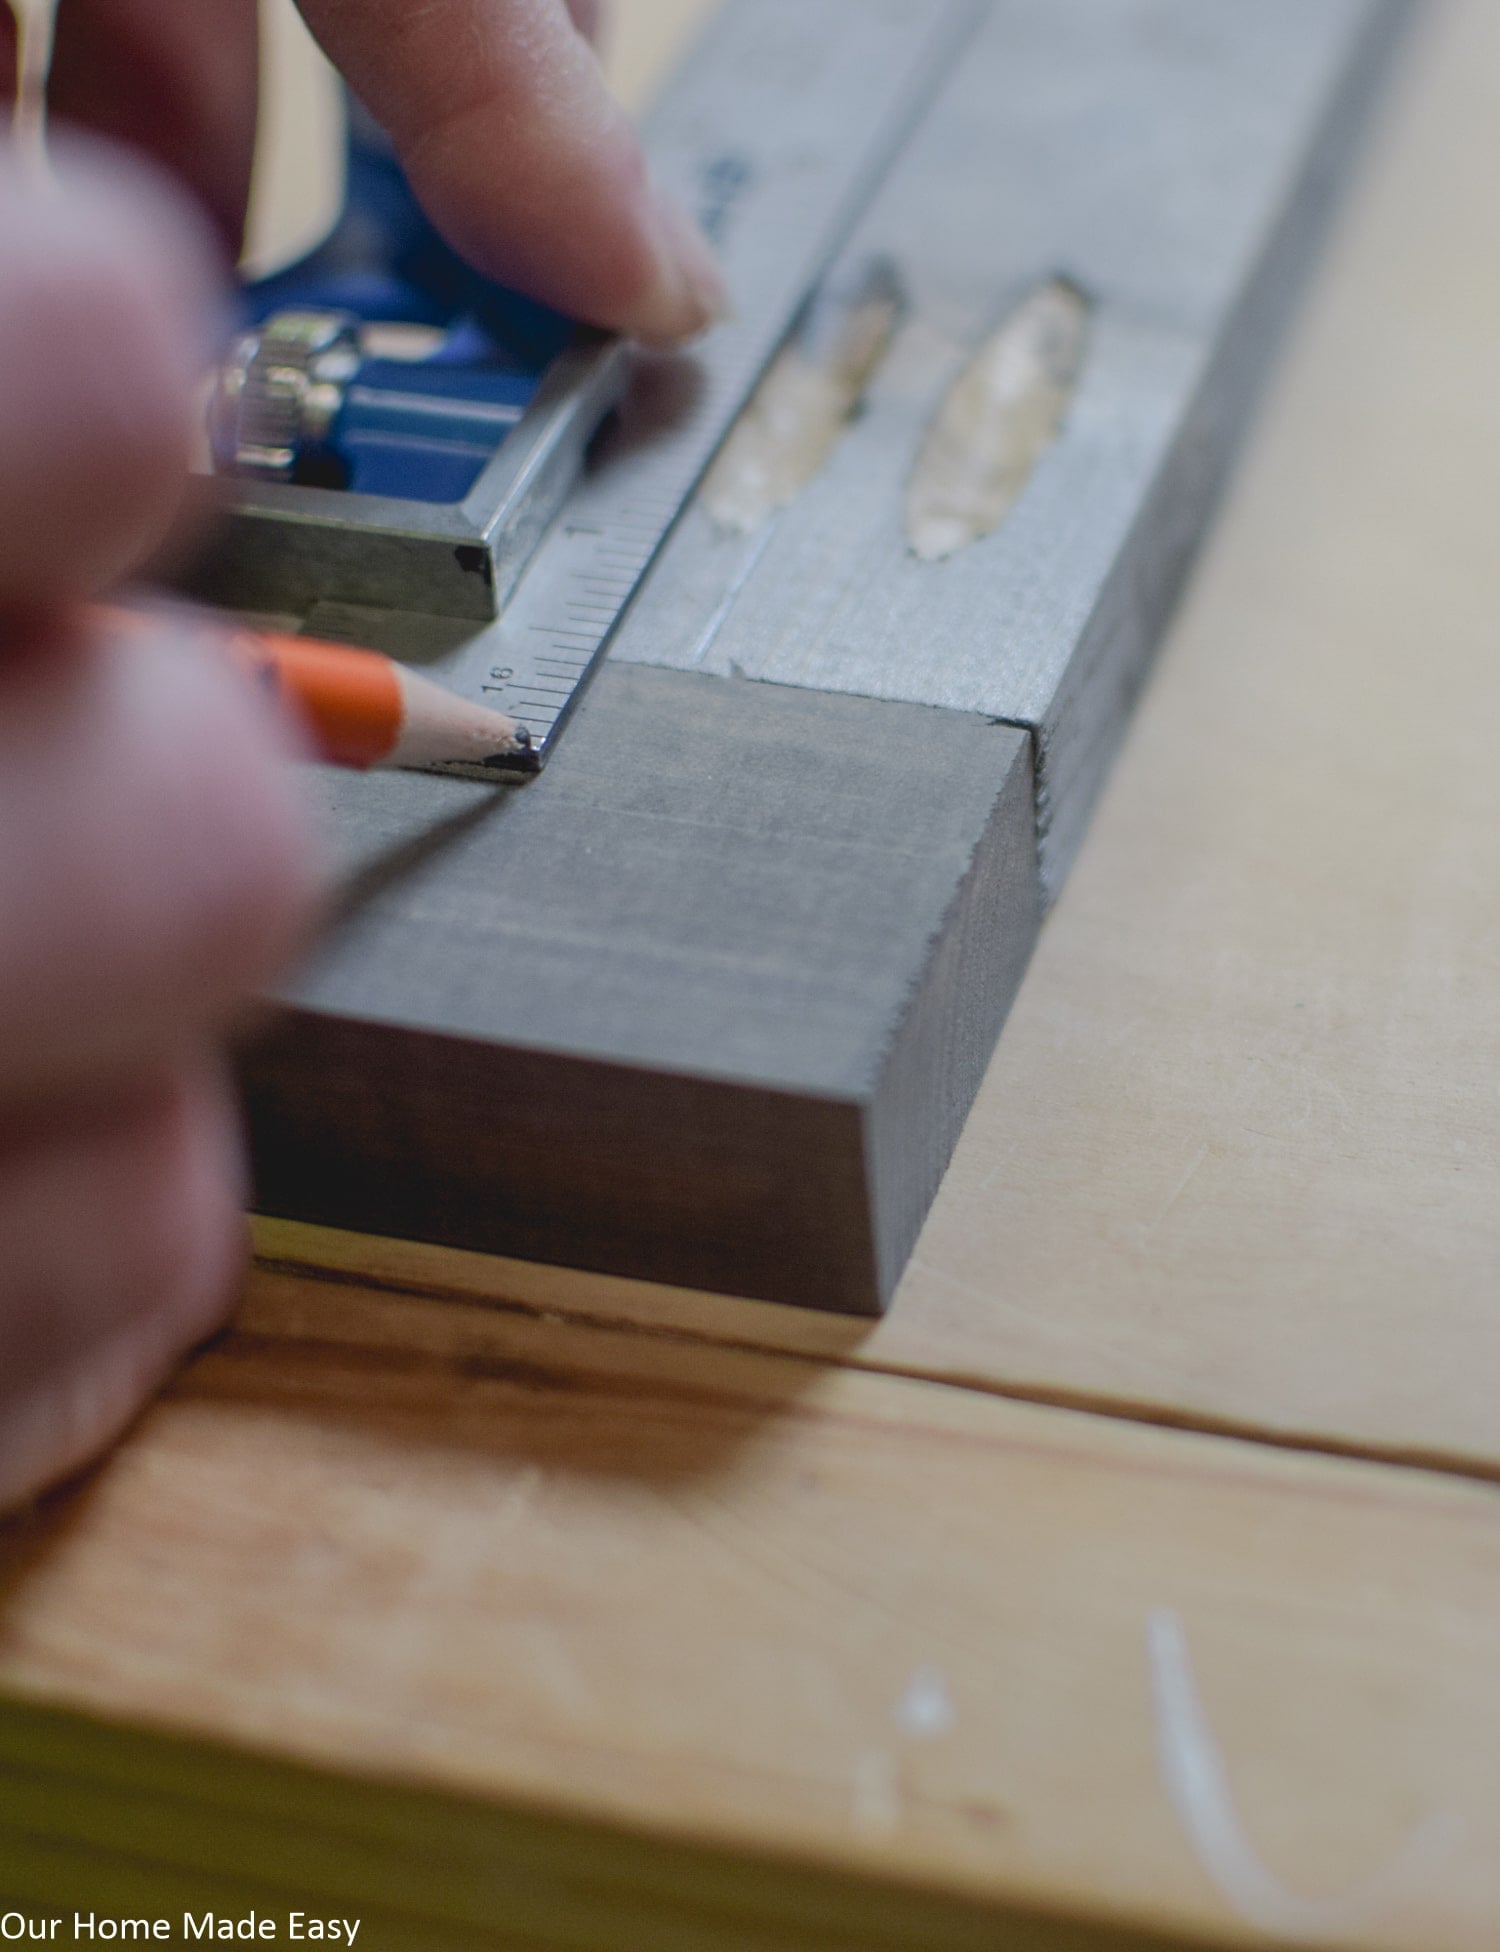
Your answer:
(702, 255), (903, 535)
(7, 0), (56, 173)
(906, 276), (1089, 562)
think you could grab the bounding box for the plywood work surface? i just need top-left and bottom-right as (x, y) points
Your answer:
(3, 3), (1500, 1949)
(7, 1268), (1500, 1952)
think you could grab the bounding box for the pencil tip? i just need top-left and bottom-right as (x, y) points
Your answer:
(386, 665), (541, 772)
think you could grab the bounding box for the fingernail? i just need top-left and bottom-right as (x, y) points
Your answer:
(645, 185), (729, 345)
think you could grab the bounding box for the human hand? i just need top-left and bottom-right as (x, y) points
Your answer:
(0, 149), (320, 1509)
(0, 0), (722, 1510)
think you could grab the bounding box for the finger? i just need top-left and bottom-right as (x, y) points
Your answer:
(0, 142), (225, 605)
(0, 1054), (246, 1511)
(0, 0), (260, 255)
(0, 608), (322, 1103)
(295, 0), (726, 345)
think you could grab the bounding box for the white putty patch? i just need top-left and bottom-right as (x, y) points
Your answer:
(702, 256), (903, 535)
(906, 276), (1089, 561)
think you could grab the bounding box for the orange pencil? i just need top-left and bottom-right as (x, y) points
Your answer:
(100, 606), (535, 774)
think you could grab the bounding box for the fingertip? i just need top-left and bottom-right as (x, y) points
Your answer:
(631, 182), (729, 347)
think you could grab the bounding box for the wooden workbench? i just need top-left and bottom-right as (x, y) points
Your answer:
(3, 3), (1498, 1946)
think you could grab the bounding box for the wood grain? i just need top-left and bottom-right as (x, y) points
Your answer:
(7, 1266), (1500, 1950)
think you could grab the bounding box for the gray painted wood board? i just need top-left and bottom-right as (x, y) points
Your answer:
(244, 0), (1404, 1308)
